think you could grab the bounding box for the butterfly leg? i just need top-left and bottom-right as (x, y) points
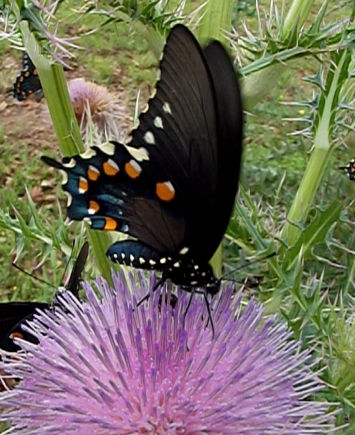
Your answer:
(203, 292), (215, 339)
(137, 277), (165, 307)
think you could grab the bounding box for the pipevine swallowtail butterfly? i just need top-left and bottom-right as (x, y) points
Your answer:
(340, 157), (355, 181)
(13, 53), (43, 101)
(42, 25), (243, 297)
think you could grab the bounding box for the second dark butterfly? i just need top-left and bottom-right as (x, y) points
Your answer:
(0, 242), (88, 352)
(340, 157), (355, 181)
(13, 53), (43, 101)
(42, 25), (243, 295)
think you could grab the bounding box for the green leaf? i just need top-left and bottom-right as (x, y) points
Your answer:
(284, 200), (342, 269)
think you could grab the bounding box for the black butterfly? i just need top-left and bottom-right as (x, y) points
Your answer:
(42, 25), (243, 296)
(13, 53), (43, 101)
(0, 242), (89, 352)
(340, 157), (355, 181)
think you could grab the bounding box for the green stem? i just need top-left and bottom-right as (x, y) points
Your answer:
(198, 0), (233, 44)
(282, 148), (330, 245)
(19, 23), (83, 156)
(282, 51), (348, 246)
(19, 22), (113, 284)
(282, 0), (315, 39)
(344, 254), (355, 295)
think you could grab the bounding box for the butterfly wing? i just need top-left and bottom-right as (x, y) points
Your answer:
(201, 41), (243, 254)
(13, 53), (42, 101)
(42, 25), (242, 271)
(0, 302), (48, 351)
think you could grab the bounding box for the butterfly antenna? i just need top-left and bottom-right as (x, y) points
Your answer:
(11, 263), (56, 289)
(137, 277), (164, 307)
(222, 252), (276, 281)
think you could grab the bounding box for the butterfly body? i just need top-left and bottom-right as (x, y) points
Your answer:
(42, 25), (243, 293)
(107, 238), (218, 291)
(13, 53), (43, 101)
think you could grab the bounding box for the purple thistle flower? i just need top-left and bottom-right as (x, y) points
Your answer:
(67, 78), (131, 143)
(0, 271), (333, 435)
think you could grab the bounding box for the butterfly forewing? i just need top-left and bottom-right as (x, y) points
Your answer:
(124, 25), (220, 255)
(200, 41), (243, 257)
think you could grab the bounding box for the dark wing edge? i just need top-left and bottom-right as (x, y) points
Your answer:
(0, 302), (48, 352)
(201, 41), (243, 257)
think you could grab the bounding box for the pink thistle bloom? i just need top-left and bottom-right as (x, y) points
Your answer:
(67, 78), (131, 143)
(0, 272), (333, 435)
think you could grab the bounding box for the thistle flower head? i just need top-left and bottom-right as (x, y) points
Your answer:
(67, 78), (131, 144)
(0, 272), (332, 435)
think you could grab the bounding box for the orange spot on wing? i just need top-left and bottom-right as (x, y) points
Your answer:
(78, 177), (89, 193)
(24, 71), (30, 77)
(124, 161), (141, 179)
(89, 200), (100, 213)
(87, 167), (100, 181)
(104, 217), (118, 231)
(103, 160), (119, 176)
(10, 332), (24, 340)
(156, 181), (175, 201)
(33, 69), (38, 76)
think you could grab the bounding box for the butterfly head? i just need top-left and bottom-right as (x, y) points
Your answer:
(161, 258), (220, 295)
(205, 278), (221, 296)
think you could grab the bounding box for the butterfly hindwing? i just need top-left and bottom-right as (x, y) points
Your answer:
(42, 143), (186, 253)
(107, 240), (165, 270)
